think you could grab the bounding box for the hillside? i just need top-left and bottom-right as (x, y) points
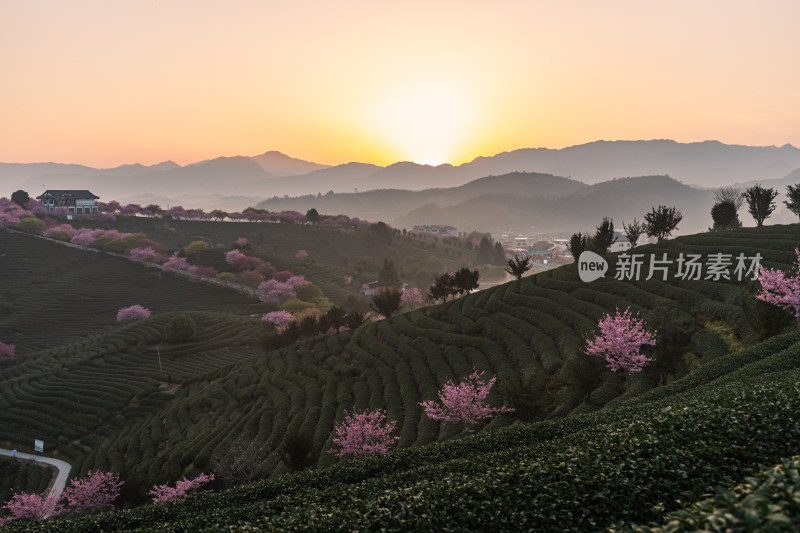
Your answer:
(7, 326), (800, 531)
(1, 223), (799, 526)
(259, 173), (723, 234)
(0, 232), (267, 353)
(63, 215), (481, 298)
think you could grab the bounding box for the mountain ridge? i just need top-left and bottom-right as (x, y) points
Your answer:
(3, 140), (800, 212)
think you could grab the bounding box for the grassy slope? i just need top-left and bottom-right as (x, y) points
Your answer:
(0, 224), (798, 524)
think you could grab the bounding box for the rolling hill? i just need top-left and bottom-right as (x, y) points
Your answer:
(258, 173), (724, 234)
(1, 222), (799, 529)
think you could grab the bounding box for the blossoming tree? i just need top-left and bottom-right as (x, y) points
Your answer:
(262, 310), (294, 332)
(757, 248), (800, 327)
(0, 341), (15, 359)
(116, 305), (151, 322)
(0, 491), (62, 524)
(330, 408), (400, 459)
(419, 370), (514, 432)
(61, 470), (123, 515)
(161, 253), (190, 272)
(149, 473), (215, 504)
(128, 247), (156, 263)
(584, 307), (656, 393)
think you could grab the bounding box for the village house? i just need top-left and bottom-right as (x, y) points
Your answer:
(36, 190), (100, 215)
(610, 231), (636, 252)
(412, 224), (458, 237)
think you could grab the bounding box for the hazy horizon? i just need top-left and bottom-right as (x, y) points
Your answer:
(2, 1), (799, 169)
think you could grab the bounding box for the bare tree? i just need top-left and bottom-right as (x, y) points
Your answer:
(621, 219), (645, 248)
(713, 187), (744, 211)
(210, 435), (275, 488)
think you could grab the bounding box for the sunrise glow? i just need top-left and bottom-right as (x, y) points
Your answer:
(1, 1), (799, 167)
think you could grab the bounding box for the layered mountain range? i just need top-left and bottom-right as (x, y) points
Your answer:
(3, 140), (800, 234)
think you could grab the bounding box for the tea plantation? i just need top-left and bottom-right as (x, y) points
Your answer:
(0, 457), (52, 507)
(1, 223), (799, 530)
(6, 329), (800, 531)
(0, 231), (267, 353)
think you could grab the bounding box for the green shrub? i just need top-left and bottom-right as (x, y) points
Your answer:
(165, 314), (197, 343)
(15, 217), (45, 234)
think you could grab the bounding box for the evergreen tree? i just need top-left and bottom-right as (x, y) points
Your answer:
(592, 217), (615, 254)
(567, 232), (589, 259)
(10, 190), (29, 207)
(325, 306), (347, 333)
(784, 184), (800, 220)
(428, 272), (457, 303)
(492, 242), (506, 265)
(377, 258), (400, 287)
(370, 287), (403, 318)
(453, 267), (480, 295)
(476, 237), (493, 264)
(343, 311), (366, 330)
(710, 201), (741, 230)
(505, 254), (532, 281)
(305, 208), (320, 222)
(744, 184), (778, 226)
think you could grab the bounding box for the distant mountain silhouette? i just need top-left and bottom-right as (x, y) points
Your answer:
(250, 150), (330, 177)
(258, 174), (721, 235)
(3, 140), (800, 214)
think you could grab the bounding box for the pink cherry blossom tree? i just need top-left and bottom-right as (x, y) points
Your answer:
(344, 275), (353, 286)
(420, 370), (514, 432)
(757, 248), (800, 327)
(149, 473), (214, 504)
(330, 408), (400, 459)
(0, 212), (20, 228)
(285, 275), (308, 288)
(262, 310), (294, 332)
(400, 287), (422, 310)
(225, 249), (246, 266)
(162, 253), (190, 272)
(0, 490), (62, 524)
(116, 305), (151, 322)
(103, 200), (122, 213)
(256, 280), (297, 305)
(272, 270), (293, 282)
(42, 224), (75, 240)
(295, 249), (308, 260)
(128, 246), (157, 263)
(0, 341), (15, 359)
(584, 307), (656, 393)
(61, 470), (123, 515)
(70, 228), (103, 247)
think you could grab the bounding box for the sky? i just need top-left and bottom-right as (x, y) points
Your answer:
(2, 1), (799, 168)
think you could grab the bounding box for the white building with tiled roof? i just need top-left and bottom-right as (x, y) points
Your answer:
(36, 190), (100, 215)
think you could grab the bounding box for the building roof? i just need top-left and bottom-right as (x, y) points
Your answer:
(36, 190), (100, 200)
(611, 231), (630, 243)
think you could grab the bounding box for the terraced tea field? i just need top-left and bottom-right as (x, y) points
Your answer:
(1, 223), (799, 510)
(0, 232), (267, 352)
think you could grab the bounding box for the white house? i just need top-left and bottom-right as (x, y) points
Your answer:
(610, 231), (639, 252)
(36, 190), (100, 215)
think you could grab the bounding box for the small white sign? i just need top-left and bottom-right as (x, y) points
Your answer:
(34, 439), (43, 453)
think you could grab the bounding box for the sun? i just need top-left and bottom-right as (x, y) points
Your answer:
(368, 81), (476, 166)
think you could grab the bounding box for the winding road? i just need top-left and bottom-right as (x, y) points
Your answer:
(0, 448), (72, 506)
